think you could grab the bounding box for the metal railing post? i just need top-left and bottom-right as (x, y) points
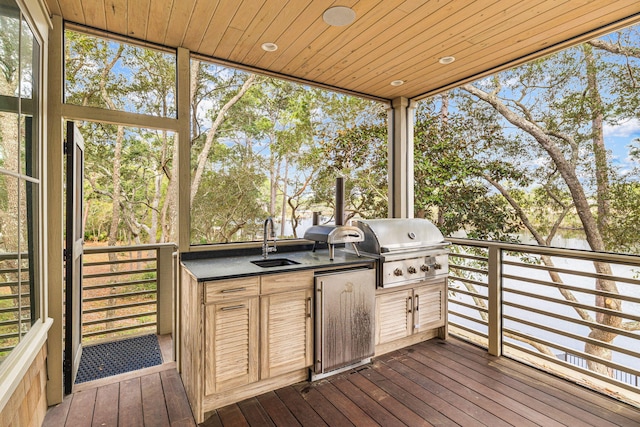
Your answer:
(156, 245), (175, 335)
(487, 245), (502, 356)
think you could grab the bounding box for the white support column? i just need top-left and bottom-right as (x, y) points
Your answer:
(46, 14), (64, 405)
(177, 47), (191, 252)
(388, 97), (416, 218)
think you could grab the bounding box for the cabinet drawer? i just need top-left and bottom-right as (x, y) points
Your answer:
(205, 277), (260, 303)
(261, 271), (313, 294)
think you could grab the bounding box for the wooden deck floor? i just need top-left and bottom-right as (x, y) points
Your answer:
(44, 338), (640, 426)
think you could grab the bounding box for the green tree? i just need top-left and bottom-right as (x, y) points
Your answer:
(189, 62), (259, 243)
(433, 27), (640, 374)
(414, 93), (522, 240)
(66, 31), (178, 246)
(306, 93), (388, 222)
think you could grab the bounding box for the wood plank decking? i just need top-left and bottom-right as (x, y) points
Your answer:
(43, 367), (196, 427)
(44, 338), (640, 426)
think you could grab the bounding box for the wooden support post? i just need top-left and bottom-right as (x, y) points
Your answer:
(172, 250), (180, 368)
(46, 14), (64, 405)
(156, 245), (175, 335)
(177, 47), (191, 252)
(487, 245), (502, 356)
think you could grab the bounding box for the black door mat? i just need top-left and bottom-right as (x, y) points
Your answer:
(75, 334), (163, 384)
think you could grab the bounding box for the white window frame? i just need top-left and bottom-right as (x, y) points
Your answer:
(0, 0), (52, 413)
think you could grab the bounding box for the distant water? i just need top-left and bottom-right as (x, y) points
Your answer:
(517, 231), (590, 250)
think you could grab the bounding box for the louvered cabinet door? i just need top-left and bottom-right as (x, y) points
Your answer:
(204, 297), (259, 395)
(413, 282), (446, 333)
(260, 288), (313, 379)
(375, 289), (413, 345)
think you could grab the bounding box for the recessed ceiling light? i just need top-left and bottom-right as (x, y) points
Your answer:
(439, 56), (456, 64)
(261, 42), (278, 52)
(390, 80), (404, 86)
(323, 6), (356, 26)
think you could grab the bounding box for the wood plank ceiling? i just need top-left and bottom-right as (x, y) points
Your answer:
(45, 0), (640, 101)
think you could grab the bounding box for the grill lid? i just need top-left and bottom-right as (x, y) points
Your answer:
(354, 218), (446, 254)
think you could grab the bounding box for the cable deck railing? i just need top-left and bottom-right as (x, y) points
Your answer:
(447, 238), (640, 406)
(81, 243), (176, 343)
(0, 252), (31, 359)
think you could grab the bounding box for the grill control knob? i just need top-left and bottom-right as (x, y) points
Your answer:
(434, 263), (442, 270)
(393, 268), (403, 276)
(407, 266), (417, 274)
(420, 264), (430, 272)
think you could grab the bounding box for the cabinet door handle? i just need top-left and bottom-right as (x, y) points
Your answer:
(221, 287), (247, 293)
(221, 304), (245, 311)
(407, 296), (412, 313)
(415, 295), (420, 312)
(307, 297), (312, 318)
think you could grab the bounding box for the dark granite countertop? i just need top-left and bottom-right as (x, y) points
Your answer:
(181, 248), (375, 282)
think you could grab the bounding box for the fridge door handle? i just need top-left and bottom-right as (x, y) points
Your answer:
(315, 281), (323, 373)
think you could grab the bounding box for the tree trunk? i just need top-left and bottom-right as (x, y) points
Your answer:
(82, 199), (91, 237)
(462, 83), (605, 251)
(190, 60), (200, 141)
(462, 77), (622, 375)
(161, 133), (179, 243)
(148, 130), (169, 245)
(190, 74), (256, 206)
(437, 91), (449, 227)
(269, 153), (278, 217)
(440, 91), (449, 125)
(465, 80), (620, 376)
(280, 160), (288, 236)
(104, 125), (123, 333)
(107, 125), (124, 256)
(583, 44), (620, 374)
(584, 44), (610, 238)
(97, 46), (125, 333)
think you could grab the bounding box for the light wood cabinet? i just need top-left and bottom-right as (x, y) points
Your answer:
(204, 297), (259, 395)
(260, 287), (313, 378)
(260, 271), (314, 379)
(375, 279), (446, 354)
(413, 283), (446, 332)
(376, 288), (413, 344)
(180, 267), (314, 422)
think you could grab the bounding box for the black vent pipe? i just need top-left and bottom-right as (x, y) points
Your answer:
(335, 177), (345, 226)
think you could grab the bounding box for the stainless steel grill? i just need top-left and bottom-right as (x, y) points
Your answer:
(353, 218), (449, 288)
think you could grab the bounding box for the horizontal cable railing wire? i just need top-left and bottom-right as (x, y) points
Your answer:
(447, 237), (640, 403)
(447, 243), (490, 348)
(80, 244), (175, 343)
(0, 252), (30, 359)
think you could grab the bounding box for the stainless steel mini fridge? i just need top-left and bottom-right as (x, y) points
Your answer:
(312, 267), (376, 380)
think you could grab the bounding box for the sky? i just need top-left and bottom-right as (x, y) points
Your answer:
(598, 26), (640, 178)
(603, 119), (640, 177)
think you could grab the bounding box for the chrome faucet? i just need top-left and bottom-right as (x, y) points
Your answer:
(262, 217), (277, 259)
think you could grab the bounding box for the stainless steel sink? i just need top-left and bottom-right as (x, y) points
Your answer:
(251, 258), (300, 268)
